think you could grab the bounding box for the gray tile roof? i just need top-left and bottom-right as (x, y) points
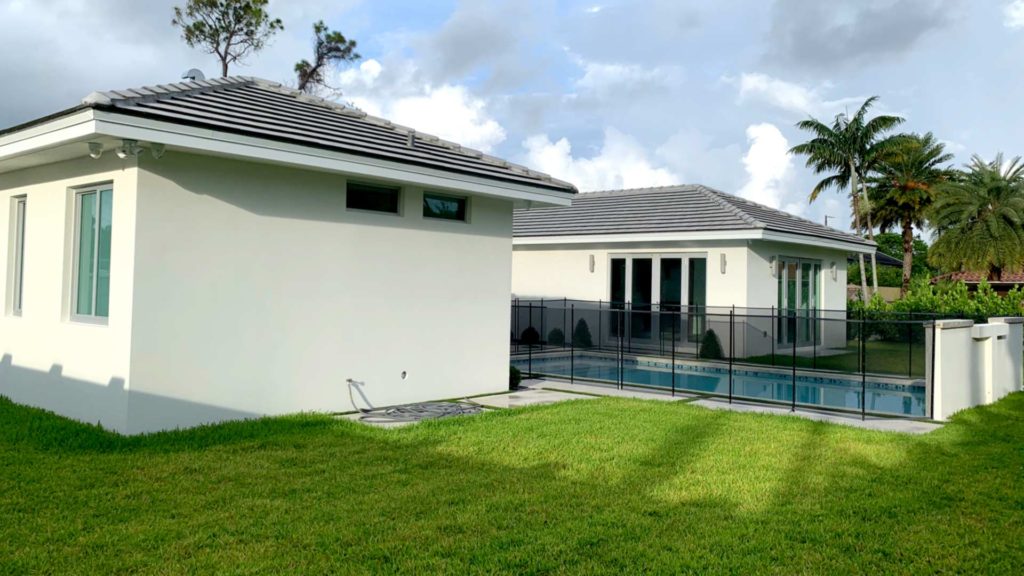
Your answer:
(513, 184), (873, 246)
(75, 76), (575, 194)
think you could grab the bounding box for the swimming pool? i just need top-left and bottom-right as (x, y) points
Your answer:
(513, 354), (926, 417)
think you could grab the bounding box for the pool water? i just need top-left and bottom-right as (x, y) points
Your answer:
(513, 355), (926, 417)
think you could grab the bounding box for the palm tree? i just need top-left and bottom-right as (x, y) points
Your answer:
(929, 154), (1024, 281)
(868, 133), (954, 295)
(790, 96), (905, 302)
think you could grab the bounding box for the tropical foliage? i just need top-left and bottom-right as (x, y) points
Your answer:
(790, 97), (905, 301)
(929, 154), (1024, 280)
(869, 133), (954, 294)
(850, 278), (1024, 321)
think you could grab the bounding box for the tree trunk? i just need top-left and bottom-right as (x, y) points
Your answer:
(901, 215), (914, 297)
(221, 59), (229, 77)
(850, 163), (869, 303)
(859, 179), (880, 296)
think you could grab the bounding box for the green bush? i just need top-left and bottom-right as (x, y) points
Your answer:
(547, 328), (565, 346)
(698, 329), (724, 360)
(572, 319), (593, 348)
(847, 279), (1024, 342)
(509, 365), (522, 390)
(520, 326), (540, 346)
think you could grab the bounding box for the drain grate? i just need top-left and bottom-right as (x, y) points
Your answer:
(358, 401), (483, 424)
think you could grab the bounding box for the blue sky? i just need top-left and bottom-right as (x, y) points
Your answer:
(3, 0), (1024, 232)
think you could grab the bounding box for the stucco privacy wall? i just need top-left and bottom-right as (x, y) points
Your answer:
(0, 156), (138, 432)
(927, 317), (1024, 420)
(126, 152), (512, 433)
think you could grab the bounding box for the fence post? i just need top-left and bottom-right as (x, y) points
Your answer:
(729, 309), (735, 404)
(563, 298), (568, 349)
(812, 309), (817, 370)
(514, 298), (519, 355)
(791, 324), (797, 412)
(861, 309), (867, 421)
(528, 302), (534, 379)
(771, 305), (776, 367)
(907, 315), (913, 379)
(929, 321), (936, 420)
(598, 299), (603, 352)
(619, 309), (625, 390)
(540, 298), (545, 347)
(671, 310), (677, 397)
(570, 304), (575, 385)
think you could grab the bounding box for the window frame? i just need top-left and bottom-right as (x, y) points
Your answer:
(345, 181), (403, 216)
(422, 191), (469, 223)
(11, 196), (26, 316)
(70, 184), (113, 325)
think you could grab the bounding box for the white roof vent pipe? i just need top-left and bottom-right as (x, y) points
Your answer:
(182, 68), (206, 82)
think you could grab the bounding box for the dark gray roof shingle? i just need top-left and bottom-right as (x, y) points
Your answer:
(78, 77), (575, 194)
(513, 184), (872, 246)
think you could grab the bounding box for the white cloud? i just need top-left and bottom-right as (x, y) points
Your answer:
(337, 59), (506, 153)
(521, 128), (678, 191)
(575, 60), (685, 96)
(737, 123), (799, 213)
(1005, 1), (1024, 28)
(731, 72), (863, 117)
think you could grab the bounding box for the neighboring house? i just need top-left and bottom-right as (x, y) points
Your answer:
(0, 76), (574, 434)
(512, 185), (874, 355)
(931, 271), (1024, 295)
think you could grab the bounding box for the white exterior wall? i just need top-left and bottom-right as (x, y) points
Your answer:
(512, 240), (751, 306)
(124, 152), (512, 433)
(0, 156), (138, 432)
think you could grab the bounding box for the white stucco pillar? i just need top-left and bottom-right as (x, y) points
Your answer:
(926, 319), (975, 421)
(988, 317), (1024, 401)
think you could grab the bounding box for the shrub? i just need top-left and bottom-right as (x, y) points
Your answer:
(572, 319), (594, 348)
(520, 326), (540, 346)
(509, 365), (522, 390)
(547, 328), (565, 346)
(699, 329), (724, 360)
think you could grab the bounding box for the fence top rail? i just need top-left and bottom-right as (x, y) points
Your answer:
(512, 305), (948, 324)
(511, 298), (956, 318)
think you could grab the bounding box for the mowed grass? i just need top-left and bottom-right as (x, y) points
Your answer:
(1, 393), (1023, 574)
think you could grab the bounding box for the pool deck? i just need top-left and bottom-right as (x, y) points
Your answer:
(522, 378), (943, 434)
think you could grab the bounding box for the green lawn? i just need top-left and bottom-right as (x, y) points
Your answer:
(2, 394), (1022, 574)
(745, 339), (927, 378)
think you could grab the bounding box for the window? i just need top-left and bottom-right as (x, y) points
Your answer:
(423, 192), (467, 221)
(73, 186), (112, 319)
(346, 182), (401, 214)
(11, 196), (26, 315)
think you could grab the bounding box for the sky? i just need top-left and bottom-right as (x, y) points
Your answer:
(2, 0), (1024, 233)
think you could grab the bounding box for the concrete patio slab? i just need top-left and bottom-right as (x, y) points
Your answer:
(524, 378), (693, 402)
(691, 397), (943, 434)
(469, 387), (596, 409)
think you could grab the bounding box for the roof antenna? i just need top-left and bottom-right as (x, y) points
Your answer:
(182, 68), (206, 82)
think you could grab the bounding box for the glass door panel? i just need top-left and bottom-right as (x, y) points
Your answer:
(631, 258), (653, 339)
(688, 258), (707, 342)
(660, 258), (682, 340)
(610, 258), (626, 337)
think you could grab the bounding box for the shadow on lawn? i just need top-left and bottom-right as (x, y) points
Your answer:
(1, 392), (1023, 573)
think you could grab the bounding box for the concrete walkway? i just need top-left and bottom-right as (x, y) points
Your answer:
(524, 378), (942, 434)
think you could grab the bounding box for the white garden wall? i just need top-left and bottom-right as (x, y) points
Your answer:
(927, 317), (1024, 420)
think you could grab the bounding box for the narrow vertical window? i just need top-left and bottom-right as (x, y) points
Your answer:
(12, 196), (26, 315)
(73, 187), (112, 319)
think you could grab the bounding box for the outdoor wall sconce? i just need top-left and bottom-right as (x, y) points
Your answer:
(830, 261), (838, 281)
(720, 253), (727, 274)
(589, 254), (595, 273)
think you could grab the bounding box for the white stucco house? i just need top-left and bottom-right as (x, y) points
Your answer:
(512, 185), (875, 355)
(0, 76), (575, 434)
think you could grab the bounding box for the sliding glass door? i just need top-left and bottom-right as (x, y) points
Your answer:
(606, 254), (707, 344)
(777, 258), (821, 346)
